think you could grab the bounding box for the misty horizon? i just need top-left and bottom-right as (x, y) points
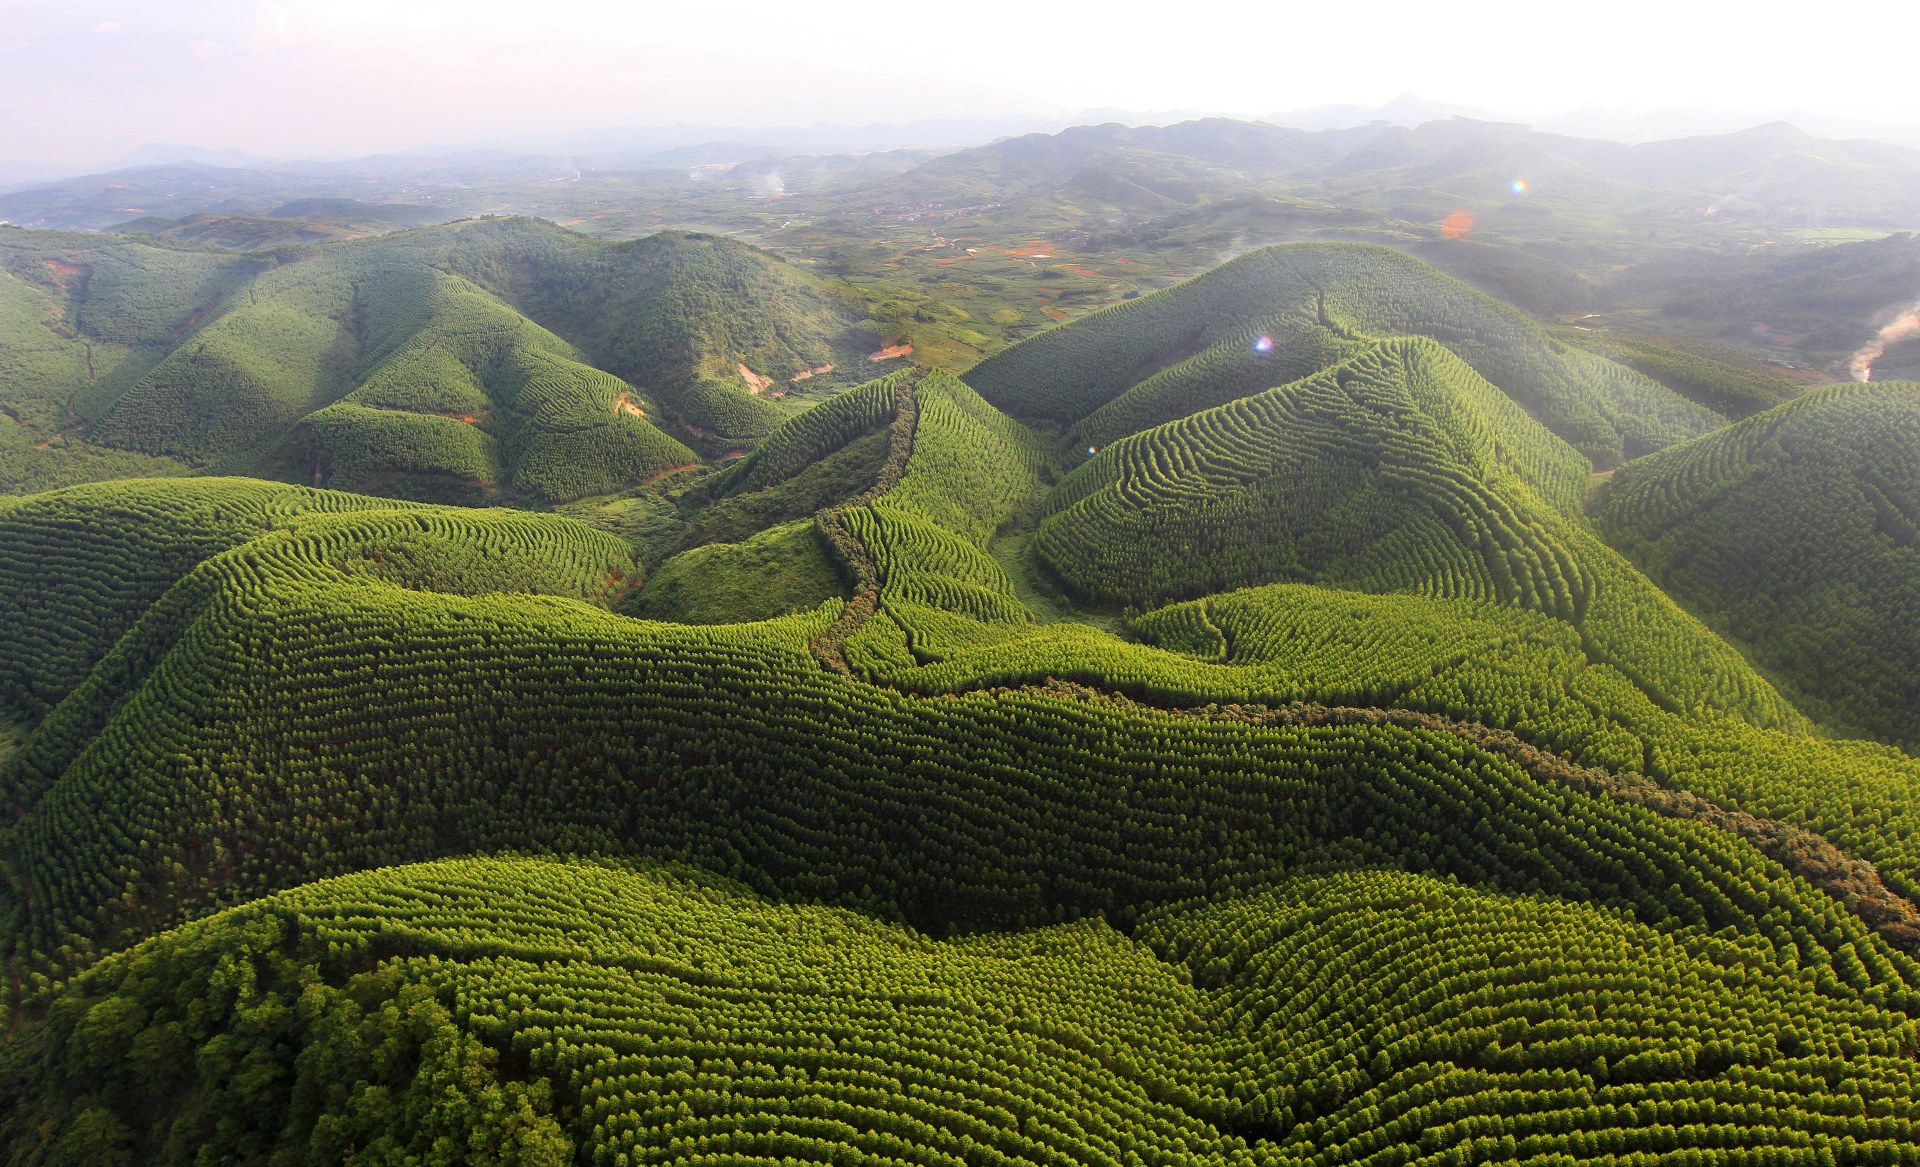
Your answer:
(6, 0), (1920, 175)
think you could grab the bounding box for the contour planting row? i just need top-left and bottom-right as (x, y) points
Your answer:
(7, 858), (1919, 1167)
(1596, 382), (1920, 749)
(4, 503), (1915, 1002)
(966, 242), (1721, 465)
(1032, 339), (1797, 731)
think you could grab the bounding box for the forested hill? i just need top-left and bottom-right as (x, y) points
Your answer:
(0, 218), (874, 498)
(1596, 382), (1920, 748)
(964, 241), (1724, 467)
(4, 211), (1920, 1167)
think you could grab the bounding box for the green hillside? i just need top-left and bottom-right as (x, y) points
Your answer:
(1596, 383), (1920, 748)
(0, 229), (257, 492)
(6, 209), (1920, 1167)
(7, 856), (1918, 1167)
(1031, 338), (1793, 724)
(506, 229), (873, 450)
(272, 270), (696, 503)
(964, 242), (1724, 467)
(1559, 327), (1805, 421)
(0, 479), (407, 725)
(0, 219), (873, 498)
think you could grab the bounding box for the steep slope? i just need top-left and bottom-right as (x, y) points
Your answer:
(506, 229), (873, 450)
(622, 376), (914, 623)
(273, 270), (696, 503)
(0, 219), (873, 497)
(0, 479), (407, 726)
(964, 242), (1724, 466)
(1596, 383), (1920, 748)
(1032, 339), (1794, 729)
(8, 475), (1904, 971)
(0, 229), (259, 491)
(1558, 327), (1805, 421)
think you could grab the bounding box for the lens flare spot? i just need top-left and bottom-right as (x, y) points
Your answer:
(1253, 335), (1274, 353)
(1441, 208), (1475, 238)
(1510, 177), (1530, 196)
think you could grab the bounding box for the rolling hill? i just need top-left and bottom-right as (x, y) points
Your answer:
(5, 468), (1920, 1164)
(111, 198), (451, 250)
(1596, 382), (1920, 748)
(0, 218), (875, 497)
(964, 241), (1724, 466)
(5, 208), (1920, 1167)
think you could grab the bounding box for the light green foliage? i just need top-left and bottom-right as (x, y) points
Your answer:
(877, 581), (1920, 896)
(5, 474), (1920, 1165)
(627, 519), (847, 623)
(0, 268), (98, 432)
(1069, 312), (1359, 452)
(90, 269), (357, 463)
(673, 430), (889, 552)
(1597, 383), (1920, 747)
(0, 418), (190, 495)
(7, 219), (1920, 1167)
(299, 402), (501, 500)
(966, 242), (1724, 465)
(0, 219), (867, 497)
(504, 228), (873, 449)
(837, 371), (1050, 666)
(1562, 327), (1804, 420)
(711, 374), (900, 496)
(1146, 868), (1920, 1166)
(282, 270), (697, 503)
(0, 478), (407, 722)
(2, 484), (1894, 971)
(1032, 339), (1792, 726)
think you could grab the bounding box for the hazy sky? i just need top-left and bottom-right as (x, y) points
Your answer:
(5, 0), (1919, 166)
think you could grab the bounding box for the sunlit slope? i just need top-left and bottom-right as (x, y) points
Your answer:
(624, 374), (912, 623)
(875, 577), (1920, 902)
(964, 241), (1723, 465)
(508, 228), (871, 449)
(274, 269), (695, 502)
(1033, 338), (1793, 726)
(0, 219), (872, 495)
(633, 365), (1920, 901)
(6, 857), (1917, 1167)
(0, 478), (410, 724)
(1560, 327), (1804, 421)
(1596, 382), (1920, 748)
(0, 230), (258, 491)
(672, 372), (906, 552)
(4, 483), (1896, 975)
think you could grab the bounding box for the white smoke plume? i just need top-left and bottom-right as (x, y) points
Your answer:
(1849, 302), (1920, 381)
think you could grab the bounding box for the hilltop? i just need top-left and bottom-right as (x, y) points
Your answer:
(4, 202), (1920, 1167)
(0, 218), (876, 496)
(966, 241), (1723, 465)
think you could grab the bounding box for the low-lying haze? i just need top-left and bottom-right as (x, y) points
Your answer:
(4, 0), (1919, 169)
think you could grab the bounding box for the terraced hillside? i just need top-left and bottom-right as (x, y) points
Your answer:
(964, 242), (1724, 467)
(0, 218), (872, 496)
(1596, 383), (1920, 748)
(4, 234), (1920, 1167)
(5, 475), (1920, 1163)
(1030, 339), (1792, 726)
(9, 857), (1920, 1167)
